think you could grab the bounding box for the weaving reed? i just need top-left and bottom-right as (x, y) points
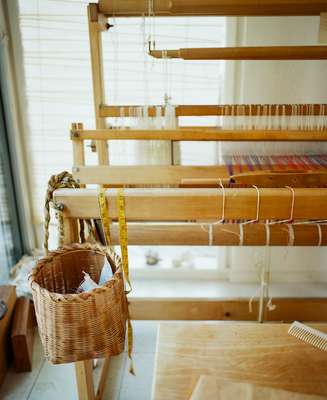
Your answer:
(29, 243), (128, 364)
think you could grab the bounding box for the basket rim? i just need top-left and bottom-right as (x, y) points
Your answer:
(29, 243), (124, 302)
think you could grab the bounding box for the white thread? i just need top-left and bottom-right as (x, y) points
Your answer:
(269, 186), (295, 225)
(285, 186), (295, 222)
(265, 220), (270, 246)
(287, 223), (295, 246)
(266, 297), (276, 311)
(239, 223), (244, 246)
(249, 283), (264, 313)
(217, 178), (226, 223)
(200, 179), (226, 245)
(243, 185), (260, 225)
(208, 224), (213, 246)
(317, 224), (322, 246)
(240, 185), (260, 245)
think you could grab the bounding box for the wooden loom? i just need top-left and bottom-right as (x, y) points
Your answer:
(53, 2), (327, 399)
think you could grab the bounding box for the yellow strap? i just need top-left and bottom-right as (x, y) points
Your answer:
(98, 188), (112, 247)
(117, 188), (132, 293)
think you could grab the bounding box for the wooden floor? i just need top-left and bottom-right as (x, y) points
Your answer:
(0, 321), (157, 400)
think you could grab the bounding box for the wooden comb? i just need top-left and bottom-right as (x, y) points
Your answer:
(288, 321), (327, 351)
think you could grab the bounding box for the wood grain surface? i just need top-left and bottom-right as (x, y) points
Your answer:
(190, 375), (327, 400)
(152, 322), (327, 400)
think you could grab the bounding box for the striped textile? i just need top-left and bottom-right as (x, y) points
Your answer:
(222, 154), (327, 176)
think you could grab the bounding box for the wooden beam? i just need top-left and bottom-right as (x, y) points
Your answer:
(73, 165), (228, 185)
(53, 187), (327, 220)
(107, 222), (327, 246)
(72, 123), (86, 167)
(75, 361), (95, 400)
(72, 165), (327, 187)
(181, 171), (327, 188)
(129, 298), (327, 321)
(72, 128), (327, 142)
(149, 46), (327, 60)
(95, 358), (110, 400)
(87, 4), (109, 165)
(99, 104), (327, 118)
(98, 0), (327, 17)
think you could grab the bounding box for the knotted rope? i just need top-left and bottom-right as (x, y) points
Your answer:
(44, 171), (84, 254)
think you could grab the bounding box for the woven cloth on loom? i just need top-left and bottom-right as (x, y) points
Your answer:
(222, 154), (327, 176)
(220, 155), (327, 224)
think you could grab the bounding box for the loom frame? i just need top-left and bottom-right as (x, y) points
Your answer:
(56, 3), (327, 399)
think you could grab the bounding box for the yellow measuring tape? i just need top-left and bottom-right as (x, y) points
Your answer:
(98, 188), (112, 248)
(117, 188), (132, 294)
(97, 188), (134, 374)
(117, 189), (134, 374)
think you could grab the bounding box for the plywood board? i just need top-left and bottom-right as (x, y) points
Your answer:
(152, 322), (327, 400)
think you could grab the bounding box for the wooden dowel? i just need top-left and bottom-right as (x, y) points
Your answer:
(149, 46), (327, 60)
(98, 0), (327, 17)
(53, 188), (327, 221)
(99, 104), (327, 118)
(72, 128), (327, 142)
(107, 222), (327, 246)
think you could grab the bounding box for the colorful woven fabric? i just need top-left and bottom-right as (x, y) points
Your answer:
(222, 155), (327, 176)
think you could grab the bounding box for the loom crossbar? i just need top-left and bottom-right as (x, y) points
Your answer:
(149, 46), (327, 60)
(72, 165), (327, 187)
(99, 104), (327, 118)
(107, 222), (327, 246)
(72, 128), (327, 142)
(54, 188), (327, 220)
(98, 0), (327, 16)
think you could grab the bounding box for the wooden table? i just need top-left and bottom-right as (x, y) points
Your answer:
(152, 322), (327, 400)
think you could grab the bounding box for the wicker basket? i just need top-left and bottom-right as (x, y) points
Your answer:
(29, 243), (128, 364)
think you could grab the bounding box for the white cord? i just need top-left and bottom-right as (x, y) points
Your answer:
(287, 223), (295, 246)
(317, 223), (322, 246)
(265, 220), (270, 246)
(269, 186), (295, 225)
(239, 185), (260, 245)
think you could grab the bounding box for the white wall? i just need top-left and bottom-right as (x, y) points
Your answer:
(222, 16), (327, 283)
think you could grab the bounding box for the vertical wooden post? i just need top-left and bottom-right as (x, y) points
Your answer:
(72, 123), (86, 169)
(87, 3), (109, 165)
(75, 360), (95, 400)
(62, 217), (95, 400)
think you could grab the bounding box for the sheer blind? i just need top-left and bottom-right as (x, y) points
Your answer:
(18, 0), (226, 246)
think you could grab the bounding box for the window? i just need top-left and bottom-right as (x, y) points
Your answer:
(17, 0), (226, 275)
(0, 94), (23, 282)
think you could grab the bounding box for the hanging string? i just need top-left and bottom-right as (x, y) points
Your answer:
(268, 186), (295, 225)
(201, 178), (226, 246)
(265, 219), (270, 246)
(287, 223), (295, 246)
(317, 224), (322, 246)
(239, 185), (260, 245)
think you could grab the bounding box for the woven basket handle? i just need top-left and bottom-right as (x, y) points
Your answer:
(44, 171), (84, 254)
